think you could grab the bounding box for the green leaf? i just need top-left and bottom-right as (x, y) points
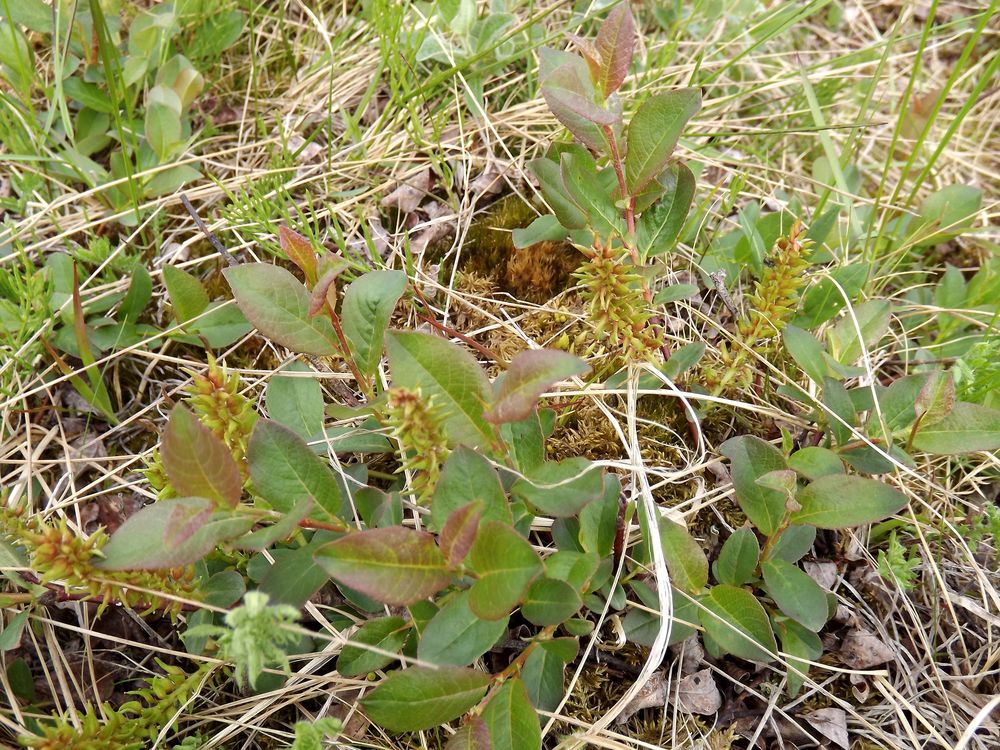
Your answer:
(440, 501), (483, 567)
(486, 349), (589, 424)
(592, 2), (635, 97)
(712, 526), (760, 587)
(578, 474), (620, 558)
(164, 265), (210, 323)
(866, 374), (926, 436)
(653, 283), (699, 305)
(500, 411), (546, 473)
(418, 591), (509, 667)
(258, 544), (331, 608)
(624, 88), (701, 193)
(767, 525), (816, 564)
(512, 457), (603, 517)
(467, 521), (542, 620)
(761, 558), (829, 631)
(659, 519), (708, 594)
(144, 86), (183, 160)
(544, 551), (600, 593)
(431, 447), (511, 531)
(636, 163), (695, 258)
(787, 447), (844, 480)
(791, 475), (908, 529)
(120, 267), (152, 324)
(826, 300), (891, 366)
(784, 325), (834, 384)
(560, 149), (624, 236)
(698, 584), (777, 663)
(527, 156), (587, 230)
(719, 436), (789, 537)
(911, 401), (1000, 454)
(793, 262), (868, 329)
(361, 666), (490, 732)
(313, 527), (451, 606)
(342, 270), (408, 379)
(775, 617), (822, 697)
(0, 610), (29, 652)
(481, 678), (541, 750)
(200, 569), (246, 607)
(914, 184), (982, 246)
(95, 498), (252, 570)
(161, 405), (242, 508)
(512, 215), (568, 248)
(64, 77), (114, 114)
(265, 362), (324, 441)
(521, 578), (582, 626)
(385, 331), (495, 449)
(224, 264), (339, 355)
(822, 377), (856, 445)
(521, 638), (577, 712)
(248, 419), (343, 520)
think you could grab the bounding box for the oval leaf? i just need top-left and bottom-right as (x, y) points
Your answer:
(467, 521), (542, 620)
(361, 666), (490, 732)
(911, 401), (1000, 455)
(481, 677), (541, 750)
(342, 270), (408, 379)
(95, 498), (253, 570)
(698, 584), (777, 663)
(161, 405), (242, 508)
(445, 717), (491, 749)
(418, 591), (509, 667)
(485, 349), (590, 424)
(659, 519), (709, 594)
(636, 163), (695, 258)
(719, 436), (788, 537)
(337, 616), (409, 677)
(224, 264), (338, 355)
(511, 458), (603, 518)
(593, 3), (635, 97)
(713, 526), (760, 587)
(386, 331), (495, 449)
(791, 475), (908, 529)
(761, 558), (829, 632)
(624, 88), (701, 193)
(248, 419), (343, 521)
(521, 578), (582, 626)
(314, 527), (451, 605)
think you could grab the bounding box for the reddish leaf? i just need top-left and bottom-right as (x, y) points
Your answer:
(307, 264), (346, 318)
(485, 349), (590, 424)
(95, 497), (254, 570)
(445, 717), (491, 749)
(440, 501), (483, 567)
(543, 63), (618, 126)
(313, 527), (452, 605)
(161, 405), (242, 508)
(278, 225), (318, 286)
(594, 3), (635, 97)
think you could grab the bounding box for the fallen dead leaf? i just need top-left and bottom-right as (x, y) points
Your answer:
(380, 168), (433, 213)
(674, 669), (722, 716)
(615, 671), (667, 724)
(803, 560), (839, 591)
(839, 629), (894, 669)
(803, 707), (849, 749)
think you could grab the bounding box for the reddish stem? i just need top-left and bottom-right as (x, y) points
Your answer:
(410, 285), (503, 364)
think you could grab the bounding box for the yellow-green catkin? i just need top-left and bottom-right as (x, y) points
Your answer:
(705, 221), (811, 396)
(22, 660), (211, 750)
(574, 238), (657, 364)
(383, 387), (449, 503)
(0, 505), (196, 617)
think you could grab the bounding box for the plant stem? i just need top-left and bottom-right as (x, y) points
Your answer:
(602, 125), (636, 243)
